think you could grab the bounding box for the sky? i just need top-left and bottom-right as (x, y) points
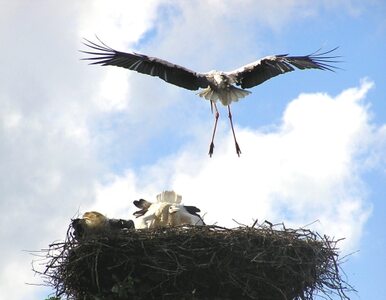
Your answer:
(1, 1), (386, 299)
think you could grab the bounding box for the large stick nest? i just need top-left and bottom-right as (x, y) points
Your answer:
(39, 222), (352, 300)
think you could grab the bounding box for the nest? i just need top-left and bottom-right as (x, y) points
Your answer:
(39, 222), (352, 300)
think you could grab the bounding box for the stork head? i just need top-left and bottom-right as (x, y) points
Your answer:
(82, 211), (107, 227)
(168, 205), (182, 214)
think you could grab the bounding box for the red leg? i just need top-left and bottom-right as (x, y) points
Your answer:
(209, 101), (219, 157)
(227, 105), (241, 156)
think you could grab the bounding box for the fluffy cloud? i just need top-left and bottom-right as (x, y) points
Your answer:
(95, 80), (374, 252)
(0, 1), (163, 299)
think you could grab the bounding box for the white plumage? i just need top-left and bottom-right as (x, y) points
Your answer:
(168, 204), (205, 226)
(156, 190), (182, 204)
(133, 191), (204, 229)
(133, 202), (171, 229)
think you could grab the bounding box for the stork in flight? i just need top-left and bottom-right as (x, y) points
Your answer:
(82, 38), (338, 156)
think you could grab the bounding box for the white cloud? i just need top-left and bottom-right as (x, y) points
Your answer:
(78, 0), (165, 113)
(0, 1), (164, 299)
(95, 80), (375, 253)
(78, 0), (162, 46)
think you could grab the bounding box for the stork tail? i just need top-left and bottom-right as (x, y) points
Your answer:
(156, 191), (182, 204)
(197, 86), (251, 106)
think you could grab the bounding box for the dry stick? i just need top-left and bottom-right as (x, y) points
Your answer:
(37, 222), (353, 300)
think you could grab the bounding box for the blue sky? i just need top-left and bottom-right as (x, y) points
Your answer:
(1, 1), (386, 299)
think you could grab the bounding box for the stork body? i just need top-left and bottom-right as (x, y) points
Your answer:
(168, 204), (205, 226)
(197, 71), (251, 105)
(133, 201), (171, 229)
(132, 191), (204, 229)
(82, 38), (338, 156)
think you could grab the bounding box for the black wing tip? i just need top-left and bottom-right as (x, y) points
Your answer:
(82, 35), (113, 50)
(286, 46), (342, 72)
(309, 46), (339, 55)
(133, 199), (142, 207)
(184, 205), (201, 214)
(133, 198), (150, 208)
(80, 36), (118, 64)
(303, 46), (339, 61)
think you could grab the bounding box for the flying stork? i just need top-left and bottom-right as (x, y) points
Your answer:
(82, 38), (338, 156)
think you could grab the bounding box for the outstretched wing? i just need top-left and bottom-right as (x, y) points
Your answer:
(227, 48), (339, 89)
(82, 38), (209, 91)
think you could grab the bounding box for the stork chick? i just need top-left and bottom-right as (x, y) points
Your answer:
(72, 211), (109, 238)
(72, 211), (134, 238)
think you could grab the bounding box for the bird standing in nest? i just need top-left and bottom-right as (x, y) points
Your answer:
(82, 38), (339, 156)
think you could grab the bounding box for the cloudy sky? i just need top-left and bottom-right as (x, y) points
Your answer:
(1, 1), (386, 299)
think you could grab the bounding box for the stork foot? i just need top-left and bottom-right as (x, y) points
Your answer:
(208, 142), (215, 157)
(235, 142), (242, 157)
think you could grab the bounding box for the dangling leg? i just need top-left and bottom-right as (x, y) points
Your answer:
(209, 101), (219, 157)
(227, 105), (241, 156)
